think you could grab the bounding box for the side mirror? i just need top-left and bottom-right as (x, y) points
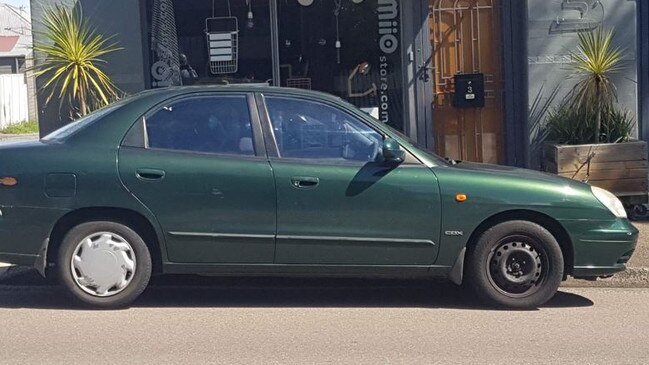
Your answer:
(382, 138), (405, 164)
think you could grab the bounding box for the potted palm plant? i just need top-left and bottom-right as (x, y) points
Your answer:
(543, 28), (647, 206)
(32, 3), (122, 118)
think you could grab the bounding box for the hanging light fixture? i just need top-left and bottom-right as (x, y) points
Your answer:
(297, 0), (314, 6)
(246, 0), (255, 29)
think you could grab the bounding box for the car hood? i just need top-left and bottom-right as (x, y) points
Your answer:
(448, 161), (588, 189)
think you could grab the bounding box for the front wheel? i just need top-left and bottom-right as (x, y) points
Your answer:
(465, 220), (564, 309)
(57, 221), (152, 308)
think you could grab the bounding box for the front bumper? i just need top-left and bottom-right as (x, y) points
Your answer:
(560, 217), (638, 278)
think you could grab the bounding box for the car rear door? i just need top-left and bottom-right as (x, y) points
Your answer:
(118, 93), (276, 264)
(258, 94), (441, 266)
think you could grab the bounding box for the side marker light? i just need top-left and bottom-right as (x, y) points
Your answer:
(0, 177), (17, 186)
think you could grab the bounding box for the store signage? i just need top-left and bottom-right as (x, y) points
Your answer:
(378, 0), (398, 54)
(549, 0), (603, 34)
(377, 0), (401, 129)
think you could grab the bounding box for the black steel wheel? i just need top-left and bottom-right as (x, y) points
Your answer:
(487, 238), (546, 297)
(466, 220), (564, 309)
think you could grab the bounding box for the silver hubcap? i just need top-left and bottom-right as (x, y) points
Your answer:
(70, 232), (136, 297)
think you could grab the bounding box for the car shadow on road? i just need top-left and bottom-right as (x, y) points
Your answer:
(0, 274), (594, 310)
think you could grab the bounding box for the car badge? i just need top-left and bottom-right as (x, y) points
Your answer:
(444, 231), (464, 236)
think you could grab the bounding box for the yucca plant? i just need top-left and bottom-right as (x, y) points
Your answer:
(32, 3), (122, 117)
(568, 27), (625, 143)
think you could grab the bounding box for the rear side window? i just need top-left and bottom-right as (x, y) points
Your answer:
(145, 96), (255, 156)
(42, 103), (123, 142)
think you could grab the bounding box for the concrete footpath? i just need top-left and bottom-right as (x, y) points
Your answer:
(1, 221), (649, 288)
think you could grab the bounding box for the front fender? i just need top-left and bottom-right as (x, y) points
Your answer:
(431, 164), (612, 269)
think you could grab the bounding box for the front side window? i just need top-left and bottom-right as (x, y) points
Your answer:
(265, 97), (382, 162)
(145, 96), (255, 155)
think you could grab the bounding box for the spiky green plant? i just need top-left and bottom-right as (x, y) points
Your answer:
(568, 28), (625, 143)
(32, 3), (122, 117)
(546, 105), (597, 145)
(528, 83), (560, 168)
(602, 108), (633, 144)
(546, 104), (633, 145)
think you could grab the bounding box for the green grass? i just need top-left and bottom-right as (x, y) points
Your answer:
(0, 120), (39, 135)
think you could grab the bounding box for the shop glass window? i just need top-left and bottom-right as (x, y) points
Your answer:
(145, 96), (255, 156)
(277, 0), (405, 131)
(146, 0), (273, 87)
(265, 97), (383, 162)
(145, 0), (406, 132)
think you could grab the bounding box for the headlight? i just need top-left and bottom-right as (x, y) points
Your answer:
(591, 186), (627, 218)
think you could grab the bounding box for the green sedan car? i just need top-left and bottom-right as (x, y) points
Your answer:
(0, 86), (638, 308)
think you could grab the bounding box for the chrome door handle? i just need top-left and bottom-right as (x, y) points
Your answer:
(290, 176), (319, 189)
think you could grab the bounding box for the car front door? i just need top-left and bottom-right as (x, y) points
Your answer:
(118, 93), (276, 264)
(260, 95), (441, 266)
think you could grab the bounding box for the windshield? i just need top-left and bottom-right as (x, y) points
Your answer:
(42, 103), (124, 142)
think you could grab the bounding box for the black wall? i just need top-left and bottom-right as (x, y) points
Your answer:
(640, 0), (649, 144)
(31, 0), (148, 136)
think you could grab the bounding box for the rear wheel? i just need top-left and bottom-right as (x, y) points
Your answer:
(465, 220), (564, 309)
(57, 221), (152, 308)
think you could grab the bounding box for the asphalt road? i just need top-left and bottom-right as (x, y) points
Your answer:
(0, 278), (647, 364)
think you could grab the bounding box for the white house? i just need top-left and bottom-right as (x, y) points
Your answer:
(0, 3), (35, 128)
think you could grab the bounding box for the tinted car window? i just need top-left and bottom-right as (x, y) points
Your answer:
(145, 96), (255, 155)
(265, 97), (382, 162)
(42, 103), (124, 142)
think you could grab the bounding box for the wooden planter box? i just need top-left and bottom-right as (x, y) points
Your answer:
(543, 141), (648, 203)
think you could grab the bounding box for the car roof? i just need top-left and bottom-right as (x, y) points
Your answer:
(56, 85), (353, 147)
(134, 85), (344, 103)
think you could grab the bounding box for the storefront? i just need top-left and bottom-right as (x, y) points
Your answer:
(31, 0), (649, 168)
(143, 0), (407, 132)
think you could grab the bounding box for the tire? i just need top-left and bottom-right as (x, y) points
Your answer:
(57, 221), (152, 308)
(465, 220), (564, 309)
